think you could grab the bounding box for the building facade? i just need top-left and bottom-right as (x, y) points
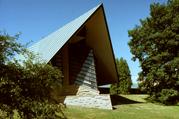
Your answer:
(28, 4), (118, 109)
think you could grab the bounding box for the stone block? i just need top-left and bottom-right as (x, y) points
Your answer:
(64, 94), (112, 110)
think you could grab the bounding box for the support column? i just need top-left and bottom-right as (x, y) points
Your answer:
(62, 45), (69, 86)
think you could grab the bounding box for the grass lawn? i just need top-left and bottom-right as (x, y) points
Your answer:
(62, 95), (179, 119)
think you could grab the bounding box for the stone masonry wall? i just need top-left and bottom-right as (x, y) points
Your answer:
(64, 94), (112, 110)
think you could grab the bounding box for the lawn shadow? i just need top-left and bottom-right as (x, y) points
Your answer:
(110, 95), (143, 106)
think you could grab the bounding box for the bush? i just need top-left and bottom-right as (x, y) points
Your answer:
(0, 33), (65, 118)
(110, 83), (117, 95)
(158, 89), (179, 105)
(19, 99), (63, 118)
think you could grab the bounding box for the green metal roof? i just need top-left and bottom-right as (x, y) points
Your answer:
(28, 4), (101, 63)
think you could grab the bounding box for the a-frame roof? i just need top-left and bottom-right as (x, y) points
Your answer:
(29, 4), (101, 62)
(27, 4), (118, 84)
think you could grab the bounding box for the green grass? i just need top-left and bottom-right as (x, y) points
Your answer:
(63, 95), (179, 119)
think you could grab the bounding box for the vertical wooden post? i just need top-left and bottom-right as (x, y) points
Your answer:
(62, 45), (69, 86)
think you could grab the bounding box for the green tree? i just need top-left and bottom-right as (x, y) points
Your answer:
(128, 0), (179, 104)
(0, 33), (65, 118)
(110, 58), (132, 94)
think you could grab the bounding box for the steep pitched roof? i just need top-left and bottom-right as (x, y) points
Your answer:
(24, 4), (118, 84)
(29, 4), (101, 62)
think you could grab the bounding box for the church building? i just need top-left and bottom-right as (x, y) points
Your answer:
(28, 4), (118, 109)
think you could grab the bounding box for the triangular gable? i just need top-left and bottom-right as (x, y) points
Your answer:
(29, 4), (101, 63)
(27, 4), (118, 84)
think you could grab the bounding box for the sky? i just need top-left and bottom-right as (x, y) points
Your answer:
(0, 0), (167, 84)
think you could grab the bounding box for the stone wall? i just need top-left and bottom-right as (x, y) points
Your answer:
(64, 94), (112, 110)
(76, 85), (99, 96)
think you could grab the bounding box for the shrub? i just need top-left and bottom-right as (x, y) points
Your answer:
(0, 33), (65, 118)
(158, 89), (179, 105)
(110, 83), (117, 95)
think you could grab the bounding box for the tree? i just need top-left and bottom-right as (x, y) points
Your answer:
(0, 33), (65, 118)
(110, 58), (132, 94)
(128, 0), (179, 105)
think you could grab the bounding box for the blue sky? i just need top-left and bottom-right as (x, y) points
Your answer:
(0, 0), (167, 84)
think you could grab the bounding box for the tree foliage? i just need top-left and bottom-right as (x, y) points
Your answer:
(110, 58), (132, 94)
(0, 33), (65, 118)
(128, 0), (179, 104)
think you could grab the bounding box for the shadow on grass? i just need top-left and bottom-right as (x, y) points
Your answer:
(110, 95), (143, 106)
